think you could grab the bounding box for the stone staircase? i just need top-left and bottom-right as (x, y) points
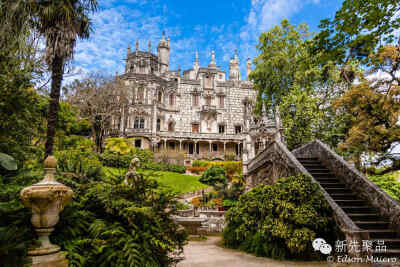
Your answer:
(297, 157), (400, 259)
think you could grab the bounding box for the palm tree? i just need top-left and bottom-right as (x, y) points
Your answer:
(31, 0), (98, 158)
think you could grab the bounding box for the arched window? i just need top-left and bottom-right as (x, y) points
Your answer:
(156, 119), (161, 131)
(169, 94), (174, 106)
(139, 118), (145, 129)
(168, 121), (174, 132)
(134, 117), (139, 129)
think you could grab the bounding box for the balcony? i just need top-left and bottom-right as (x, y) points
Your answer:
(125, 128), (151, 135)
(200, 105), (217, 113)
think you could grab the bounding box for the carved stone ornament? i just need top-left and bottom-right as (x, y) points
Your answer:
(20, 156), (73, 266)
(124, 157), (140, 186)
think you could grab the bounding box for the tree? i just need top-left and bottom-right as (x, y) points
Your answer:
(67, 75), (129, 153)
(199, 166), (227, 187)
(315, 0), (400, 78)
(31, 0), (98, 158)
(249, 20), (317, 111)
(333, 46), (400, 171)
(250, 20), (350, 150)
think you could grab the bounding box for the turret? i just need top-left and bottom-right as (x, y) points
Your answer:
(194, 51), (199, 73)
(246, 58), (252, 80)
(229, 49), (240, 80)
(157, 31), (170, 74)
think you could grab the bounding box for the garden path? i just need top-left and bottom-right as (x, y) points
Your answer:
(177, 236), (329, 267)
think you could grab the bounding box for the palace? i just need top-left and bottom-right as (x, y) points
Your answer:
(112, 32), (282, 166)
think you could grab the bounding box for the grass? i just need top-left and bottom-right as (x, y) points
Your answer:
(103, 166), (208, 194)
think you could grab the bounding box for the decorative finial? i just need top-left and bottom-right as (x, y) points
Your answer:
(234, 48), (238, 59)
(168, 37), (170, 47)
(148, 40), (151, 52)
(127, 44), (131, 54)
(44, 156), (57, 169)
(195, 51), (199, 63)
(162, 30), (166, 40)
(136, 40), (139, 51)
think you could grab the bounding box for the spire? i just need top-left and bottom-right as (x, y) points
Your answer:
(162, 30), (166, 41)
(127, 44), (131, 54)
(234, 48), (238, 60)
(209, 50), (216, 68)
(195, 50), (199, 64)
(148, 40), (151, 52)
(167, 37), (170, 47)
(136, 40), (139, 51)
(246, 58), (252, 80)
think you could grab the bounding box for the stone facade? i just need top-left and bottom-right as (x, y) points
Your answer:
(111, 32), (282, 164)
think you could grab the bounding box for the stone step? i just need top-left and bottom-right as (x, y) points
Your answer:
(347, 213), (384, 221)
(326, 188), (353, 194)
(342, 206), (379, 213)
(367, 230), (398, 239)
(315, 178), (342, 183)
(301, 163), (324, 168)
(330, 193), (359, 200)
(354, 221), (391, 230)
(320, 183), (347, 189)
(335, 199), (367, 206)
(311, 173), (337, 178)
(305, 168), (331, 172)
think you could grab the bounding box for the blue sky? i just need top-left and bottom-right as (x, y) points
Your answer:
(71, 0), (344, 80)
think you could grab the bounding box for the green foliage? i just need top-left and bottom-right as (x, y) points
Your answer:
(0, 153), (17, 171)
(105, 137), (135, 155)
(192, 160), (210, 168)
(368, 173), (400, 201)
(199, 166), (227, 187)
(315, 0), (400, 66)
(223, 174), (336, 260)
(250, 19), (316, 110)
(0, 168), (43, 267)
(59, 135), (95, 152)
(52, 169), (187, 266)
(55, 150), (103, 180)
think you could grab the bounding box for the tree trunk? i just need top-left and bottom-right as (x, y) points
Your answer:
(44, 55), (64, 159)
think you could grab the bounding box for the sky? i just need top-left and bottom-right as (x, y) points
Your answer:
(70, 0), (344, 80)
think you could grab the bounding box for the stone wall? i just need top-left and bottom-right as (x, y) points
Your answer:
(292, 140), (400, 233)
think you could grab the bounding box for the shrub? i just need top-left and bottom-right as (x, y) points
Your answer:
(186, 166), (208, 174)
(55, 150), (103, 180)
(192, 160), (209, 168)
(368, 173), (400, 201)
(223, 174), (336, 261)
(60, 135), (95, 152)
(199, 166), (227, 186)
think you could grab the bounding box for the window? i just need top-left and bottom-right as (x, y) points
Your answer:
(219, 74), (223, 79)
(137, 88), (144, 102)
(218, 124), (225, 134)
(192, 123), (199, 133)
(134, 118), (139, 128)
(205, 96), (211, 105)
(168, 122), (174, 132)
(169, 142), (175, 150)
(169, 94), (174, 106)
(212, 143), (218, 152)
(235, 125), (242, 134)
(156, 119), (161, 131)
(193, 94), (199, 106)
(158, 91), (162, 104)
(134, 117), (145, 129)
(218, 96), (224, 108)
(135, 139), (141, 148)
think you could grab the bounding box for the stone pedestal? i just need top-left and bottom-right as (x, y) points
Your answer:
(20, 156), (73, 267)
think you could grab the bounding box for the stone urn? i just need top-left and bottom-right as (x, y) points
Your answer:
(20, 156), (73, 267)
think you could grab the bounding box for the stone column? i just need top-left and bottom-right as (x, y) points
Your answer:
(179, 140), (182, 151)
(223, 142), (226, 154)
(164, 139), (167, 150)
(209, 141), (212, 152)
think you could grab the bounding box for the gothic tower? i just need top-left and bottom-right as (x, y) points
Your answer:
(157, 31), (170, 74)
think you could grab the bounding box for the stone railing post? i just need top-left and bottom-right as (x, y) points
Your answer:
(20, 156), (73, 267)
